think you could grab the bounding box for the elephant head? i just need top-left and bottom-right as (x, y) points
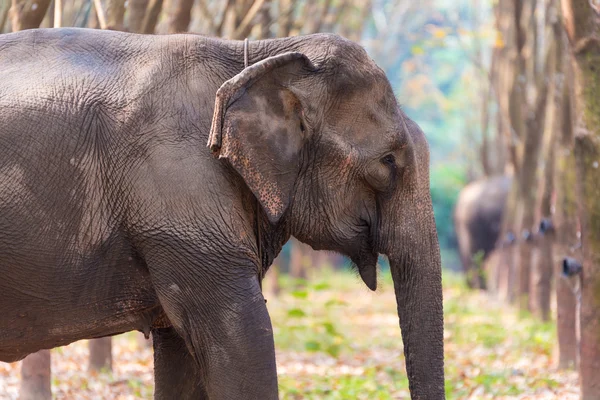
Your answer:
(209, 35), (444, 399)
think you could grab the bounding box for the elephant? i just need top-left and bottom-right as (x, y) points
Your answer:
(0, 28), (444, 399)
(453, 175), (511, 289)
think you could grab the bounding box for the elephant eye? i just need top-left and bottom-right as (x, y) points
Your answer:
(381, 154), (396, 166)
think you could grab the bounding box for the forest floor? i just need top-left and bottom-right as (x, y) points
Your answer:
(0, 269), (579, 399)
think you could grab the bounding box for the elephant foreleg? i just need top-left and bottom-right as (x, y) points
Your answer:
(153, 327), (208, 400)
(142, 236), (278, 400)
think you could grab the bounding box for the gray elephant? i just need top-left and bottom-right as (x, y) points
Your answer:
(0, 28), (444, 399)
(454, 175), (511, 289)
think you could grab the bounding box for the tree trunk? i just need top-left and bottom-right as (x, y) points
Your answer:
(141, 0), (163, 33)
(19, 350), (51, 400)
(53, 0), (62, 27)
(531, 151), (555, 320)
(496, 185), (521, 303)
(495, 94), (508, 176)
(168, 0), (194, 33)
(0, 0), (10, 33)
(289, 238), (308, 281)
(304, 0), (333, 34)
(38, 0), (53, 28)
(88, 0), (100, 28)
(561, 0), (600, 396)
(106, 0), (125, 30)
(574, 105), (600, 399)
(9, 0), (52, 31)
(251, 0), (271, 39)
(493, 0), (520, 176)
(276, 0), (292, 37)
(265, 262), (281, 297)
(531, 163), (555, 321)
(232, 0), (267, 39)
(126, 0), (149, 32)
(485, 248), (502, 294)
(531, 11), (563, 320)
(500, 0), (527, 307)
(88, 337), (113, 372)
(490, 0), (515, 286)
(515, 0), (553, 312)
(93, 0), (125, 30)
(553, 72), (579, 369)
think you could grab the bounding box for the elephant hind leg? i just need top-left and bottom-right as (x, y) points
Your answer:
(153, 327), (208, 400)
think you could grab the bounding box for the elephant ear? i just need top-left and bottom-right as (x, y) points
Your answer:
(208, 52), (315, 224)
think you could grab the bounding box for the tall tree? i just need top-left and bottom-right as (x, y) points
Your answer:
(88, 337), (112, 372)
(106, 0), (125, 30)
(493, 0), (561, 312)
(491, 0), (520, 302)
(530, 3), (564, 320)
(93, 0), (125, 30)
(560, 0), (600, 397)
(545, 5), (578, 365)
(276, 0), (292, 37)
(54, 0), (63, 27)
(265, 260), (282, 296)
(553, 70), (579, 369)
(141, 0), (162, 33)
(19, 350), (51, 400)
(0, 0), (10, 32)
(513, 0), (552, 312)
(289, 238), (309, 281)
(168, 0), (195, 33)
(9, 0), (52, 30)
(126, 0), (149, 32)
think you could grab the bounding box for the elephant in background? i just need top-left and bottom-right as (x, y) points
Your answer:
(454, 175), (512, 289)
(0, 28), (444, 399)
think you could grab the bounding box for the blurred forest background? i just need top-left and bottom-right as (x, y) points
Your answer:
(2, 0), (600, 398)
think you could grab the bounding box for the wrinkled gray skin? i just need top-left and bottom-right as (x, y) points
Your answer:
(0, 28), (444, 399)
(454, 175), (511, 289)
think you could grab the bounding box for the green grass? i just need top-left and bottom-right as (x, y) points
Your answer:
(279, 366), (410, 400)
(263, 267), (574, 399)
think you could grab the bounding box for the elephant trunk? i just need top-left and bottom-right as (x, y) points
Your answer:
(386, 208), (445, 399)
(377, 113), (444, 398)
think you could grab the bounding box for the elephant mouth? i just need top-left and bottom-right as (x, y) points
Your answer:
(349, 221), (379, 291)
(352, 249), (378, 291)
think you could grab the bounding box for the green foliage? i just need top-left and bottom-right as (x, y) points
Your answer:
(270, 269), (570, 399)
(472, 250), (485, 267)
(279, 366), (410, 399)
(442, 271), (563, 398)
(287, 308), (307, 318)
(127, 379), (144, 398)
(273, 275), (350, 359)
(429, 163), (468, 252)
(313, 282), (331, 291)
(291, 290), (309, 299)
